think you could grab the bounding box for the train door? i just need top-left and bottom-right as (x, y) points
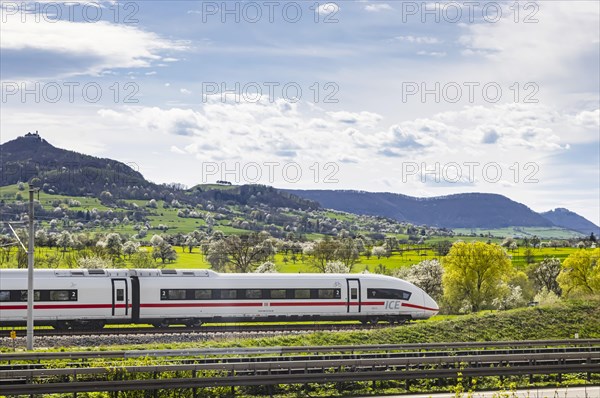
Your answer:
(346, 278), (361, 313)
(111, 279), (128, 317)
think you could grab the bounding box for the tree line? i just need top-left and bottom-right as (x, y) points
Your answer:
(1, 228), (598, 315)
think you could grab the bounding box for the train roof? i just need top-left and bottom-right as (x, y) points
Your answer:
(0, 269), (130, 278)
(0, 268), (403, 282)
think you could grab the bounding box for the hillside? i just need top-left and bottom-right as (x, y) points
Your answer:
(286, 189), (555, 229)
(0, 132), (148, 195)
(217, 299), (600, 347)
(541, 208), (600, 236)
(2, 134), (596, 235)
(0, 134), (317, 211)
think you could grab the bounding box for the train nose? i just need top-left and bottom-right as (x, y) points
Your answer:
(423, 292), (439, 316)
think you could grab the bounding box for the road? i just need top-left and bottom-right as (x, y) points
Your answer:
(362, 386), (599, 398)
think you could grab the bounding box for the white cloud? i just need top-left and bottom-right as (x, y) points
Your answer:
(93, 101), (586, 172)
(326, 111), (382, 127)
(417, 51), (447, 57)
(316, 3), (339, 15)
(457, 2), (599, 84)
(573, 109), (600, 129)
(170, 145), (186, 154)
(1, 14), (186, 78)
(180, 88), (192, 95)
(365, 3), (392, 12)
(394, 36), (440, 44)
(98, 107), (208, 137)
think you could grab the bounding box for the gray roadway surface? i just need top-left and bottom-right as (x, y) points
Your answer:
(363, 386), (600, 398)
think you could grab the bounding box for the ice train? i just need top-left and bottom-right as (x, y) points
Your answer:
(0, 268), (439, 330)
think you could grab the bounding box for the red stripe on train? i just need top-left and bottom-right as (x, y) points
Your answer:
(140, 303), (262, 308)
(401, 302), (439, 312)
(269, 301), (385, 307)
(0, 304), (131, 310)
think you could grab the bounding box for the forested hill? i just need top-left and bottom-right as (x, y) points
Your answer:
(0, 134), (317, 210)
(1, 132), (147, 192)
(285, 190), (557, 229)
(541, 208), (600, 236)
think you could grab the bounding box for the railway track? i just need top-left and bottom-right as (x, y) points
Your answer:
(0, 322), (389, 337)
(1, 340), (598, 396)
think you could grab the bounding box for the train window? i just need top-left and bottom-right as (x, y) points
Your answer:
(194, 289), (212, 300)
(269, 289), (286, 299)
(245, 289), (262, 299)
(294, 289), (310, 299)
(350, 288), (358, 300)
(161, 289), (186, 300)
(49, 290), (71, 301)
(19, 290), (41, 302)
(367, 288), (412, 301)
(0, 291), (9, 302)
(317, 289), (340, 299)
(116, 289), (124, 301)
(220, 290), (237, 299)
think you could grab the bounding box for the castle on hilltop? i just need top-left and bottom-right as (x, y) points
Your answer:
(24, 131), (41, 139)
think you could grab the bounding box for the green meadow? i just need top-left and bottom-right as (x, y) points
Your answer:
(1, 183), (591, 274)
(13, 244), (584, 275)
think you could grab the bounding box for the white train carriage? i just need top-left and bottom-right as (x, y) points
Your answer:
(0, 268), (131, 330)
(0, 268), (439, 329)
(132, 269), (439, 327)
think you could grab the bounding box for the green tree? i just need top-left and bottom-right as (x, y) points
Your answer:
(130, 250), (156, 268)
(99, 190), (113, 204)
(311, 237), (340, 272)
(442, 241), (514, 313)
(225, 234), (270, 273)
(152, 240), (177, 264)
(557, 248), (600, 297)
(185, 236), (199, 253)
(29, 177), (42, 188)
(433, 240), (453, 256)
(524, 248), (535, 264)
(103, 233), (123, 259)
(335, 238), (359, 271)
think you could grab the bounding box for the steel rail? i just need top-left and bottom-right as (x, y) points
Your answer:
(0, 323), (386, 337)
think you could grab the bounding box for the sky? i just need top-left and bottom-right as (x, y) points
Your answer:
(1, 0), (599, 225)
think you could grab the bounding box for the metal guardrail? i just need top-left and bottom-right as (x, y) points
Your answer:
(1, 340), (598, 396)
(1, 356), (598, 395)
(1, 338), (598, 361)
(1, 351), (598, 378)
